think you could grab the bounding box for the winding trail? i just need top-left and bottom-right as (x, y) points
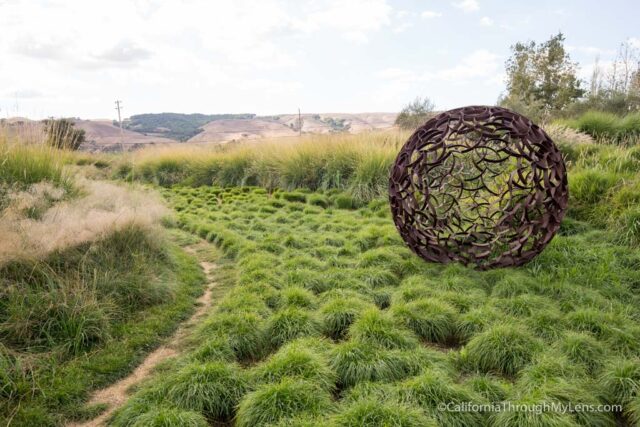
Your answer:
(69, 245), (217, 427)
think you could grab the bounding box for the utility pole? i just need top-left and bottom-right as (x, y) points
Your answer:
(115, 100), (124, 137)
(297, 107), (302, 136)
(115, 100), (124, 151)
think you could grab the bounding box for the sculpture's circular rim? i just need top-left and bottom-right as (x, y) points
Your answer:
(389, 105), (569, 269)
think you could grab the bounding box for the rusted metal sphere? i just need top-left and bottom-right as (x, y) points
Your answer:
(389, 106), (568, 269)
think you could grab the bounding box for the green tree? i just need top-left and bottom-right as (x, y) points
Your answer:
(395, 96), (436, 130)
(44, 119), (86, 150)
(501, 32), (584, 120)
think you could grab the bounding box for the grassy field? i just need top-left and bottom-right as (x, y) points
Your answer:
(0, 135), (206, 425)
(108, 176), (640, 426)
(4, 124), (640, 426)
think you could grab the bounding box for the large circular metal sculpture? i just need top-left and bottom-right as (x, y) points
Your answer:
(389, 106), (568, 269)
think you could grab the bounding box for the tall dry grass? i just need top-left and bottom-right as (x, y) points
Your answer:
(116, 131), (410, 202)
(1, 125), (170, 264)
(0, 178), (169, 264)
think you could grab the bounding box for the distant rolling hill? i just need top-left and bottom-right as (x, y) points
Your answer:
(122, 113), (256, 141)
(186, 112), (398, 144)
(73, 120), (175, 152)
(3, 112), (398, 152)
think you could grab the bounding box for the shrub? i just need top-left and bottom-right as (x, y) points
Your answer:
(236, 379), (333, 427)
(461, 324), (542, 376)
(390, 298), (458, 344)
(395, 96), (436, 130)
(43, 118), (85, 150)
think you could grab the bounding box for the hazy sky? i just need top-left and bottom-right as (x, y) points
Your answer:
(0, 0), (638, 119)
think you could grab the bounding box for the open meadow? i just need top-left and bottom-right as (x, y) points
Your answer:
(3, 121), (640, 426)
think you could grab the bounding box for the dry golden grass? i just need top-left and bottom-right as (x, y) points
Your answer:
(0, 179), (169, 264)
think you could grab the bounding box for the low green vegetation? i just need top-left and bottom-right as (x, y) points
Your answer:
(0, 226), (205, 426)
(0, 134), (207, 426)
(559, 110), (640, 142)
(110, 174), (640, 425)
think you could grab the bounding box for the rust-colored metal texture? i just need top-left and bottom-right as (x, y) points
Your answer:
(389, 106), (568, 269)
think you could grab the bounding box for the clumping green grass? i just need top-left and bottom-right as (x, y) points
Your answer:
(126, 407), (209, 427)
(461, 324), (543, 376)
(160, 361), (249, 420)
(106, 158), (640, 426)
(0, 136), (70, 189)
(236, 378), (333, 427)
(560, 110), (640, 142)
(0, 234), (205, 426)
(331, 398), (435, 426)
(251, 338), (336, 391)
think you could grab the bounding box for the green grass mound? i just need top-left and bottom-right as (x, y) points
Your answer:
(319, 296), (376, 340)
(278, 287), (318, 309)
(161, 362), (249, 421)
(199, 312), (266, 361)
(464, 374), (511, 403)
(461, 324), (542, 376)
(265, 307), (322, 348)
(329, 341), (427, 388)
(105, 183), (640, 427)
(188, 336), (236, 362)
(252, 339), (336, 391)
(127, 407), (209, 427)
(331, 398), (435, 427)
(399, 370), (486, 427)
(236, 378), (333, 427)
(348, 308), (419, 350)
(390, 298), (458, 344)
(489, 395), (582, 427)
(599, 358), (640, 405)
(556, 332), (607, 374)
